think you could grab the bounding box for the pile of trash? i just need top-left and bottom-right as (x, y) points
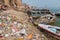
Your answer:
(0, 12), (42, 40)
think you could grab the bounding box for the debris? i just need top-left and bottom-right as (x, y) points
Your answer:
(11, 25), (18, 33)
(17, 37), (24, 40)
(0, 10), (41, 40)
(20, 28), (26, 36)
(0, 35), (3, 38)
(5, 34), (9, 37)
(27, 34), (33, 40)
(0, 30), (3, 33)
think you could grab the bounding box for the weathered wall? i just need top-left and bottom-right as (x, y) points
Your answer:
(16, 0), (22, 6)
(12, 0), (22, 7)
(0, 0), (22, 7)
(4, 0), (10, 6)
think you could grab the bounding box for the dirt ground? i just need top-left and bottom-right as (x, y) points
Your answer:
(0, 9), (58, 40)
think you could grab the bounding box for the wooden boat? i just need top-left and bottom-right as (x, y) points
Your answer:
(55, 12), (60, 16)
(55, 13), (60, 16)
(29, 9), (56, 25)
(38, 24), (60, 40)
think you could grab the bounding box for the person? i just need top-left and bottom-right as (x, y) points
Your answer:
(27, 10), (31, 17)
(29, 16), (33, 23)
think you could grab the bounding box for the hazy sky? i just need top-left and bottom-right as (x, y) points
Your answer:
(22, 0), (60, 8)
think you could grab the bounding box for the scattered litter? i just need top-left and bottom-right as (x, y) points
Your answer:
(27, 34), (33, 40)
(0, 11), (41, 40)
(20, 28), (26, 36)
(5, 34), (9, 37)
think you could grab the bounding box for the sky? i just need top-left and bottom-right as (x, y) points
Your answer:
(22, 0), (60, 8)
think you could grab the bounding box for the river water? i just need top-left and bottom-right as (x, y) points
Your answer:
(54, 17), (60, 26)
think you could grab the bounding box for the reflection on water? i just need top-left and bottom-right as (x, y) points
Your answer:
(54, 17), (60, 26)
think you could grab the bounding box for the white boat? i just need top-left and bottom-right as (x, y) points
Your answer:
(38, 24), (60, 40)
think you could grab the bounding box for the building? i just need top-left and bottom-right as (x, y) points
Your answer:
(0, 0), (22, 7)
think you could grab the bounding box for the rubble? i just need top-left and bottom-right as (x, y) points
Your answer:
(0, 11), (42, 40)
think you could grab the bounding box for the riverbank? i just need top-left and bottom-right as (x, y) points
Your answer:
(0, 9), (48, 40)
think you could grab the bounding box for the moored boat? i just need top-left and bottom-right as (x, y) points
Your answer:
(38, 24), (60, 40)
(55, 12), (60, 16)
(29, 9), (56, 25)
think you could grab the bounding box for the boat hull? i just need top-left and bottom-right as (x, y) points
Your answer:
(38, 25), (60, 40)
(55, 14), (60, 16)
